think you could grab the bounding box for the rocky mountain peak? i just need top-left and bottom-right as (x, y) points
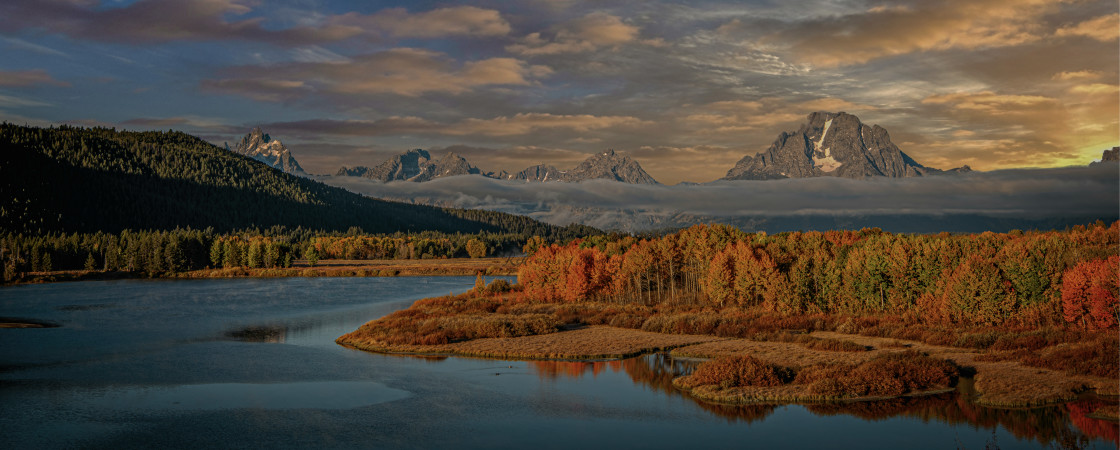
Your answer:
(230, 127), (304, 174)
(723, 111), (967, 180)
(512, 150), (658, 184)
(1090, 147), (1119, 167)
(336, 148), (479, 182)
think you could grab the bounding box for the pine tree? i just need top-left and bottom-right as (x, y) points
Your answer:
(209, 239), (223, 268)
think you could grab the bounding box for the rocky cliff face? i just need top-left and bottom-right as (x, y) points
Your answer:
(723, 112), (968, 180)
(337, 149), (481, 182)
(229, 127), (305, 174)
(511, 150), (659, 184)
(510, 164), (564, 182)
(1090, 147), (1119, 167)
(564, 149), (660, 184)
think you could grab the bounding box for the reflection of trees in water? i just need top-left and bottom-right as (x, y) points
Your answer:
(1067, 400), (1119, 446)
(225, 325), (286, 343)
(528, 354), (1119, 446)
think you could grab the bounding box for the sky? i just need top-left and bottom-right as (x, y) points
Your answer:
(1, 0), (1117, 184)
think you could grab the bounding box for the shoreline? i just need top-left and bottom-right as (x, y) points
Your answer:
(2, 258), (522, 286)
(339, 324), (1119, 409)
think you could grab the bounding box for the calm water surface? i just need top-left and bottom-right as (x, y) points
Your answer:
(1, 277), (1116, 449)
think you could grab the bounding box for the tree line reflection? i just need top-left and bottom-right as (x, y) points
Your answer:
(528, 354), (1119, 448)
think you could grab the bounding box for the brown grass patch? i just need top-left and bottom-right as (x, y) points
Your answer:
(673, 350), (957, 404)
(792, 351), (958, 398)
(338, 325), (722, 360)
(670, 339), (881, 369)
(677, 355), (794, 389)
(1020, 334), (1119, 379)
(812, 330), (1118, 406)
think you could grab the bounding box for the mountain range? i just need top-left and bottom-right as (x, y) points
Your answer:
(241, 111), (974, 185)
(337, 148), (659, 184)
(337, 149), (483, 182)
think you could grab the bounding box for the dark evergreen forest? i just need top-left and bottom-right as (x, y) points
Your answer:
(0, 123), (596, 238)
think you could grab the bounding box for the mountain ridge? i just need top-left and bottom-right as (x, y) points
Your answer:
(339, 148), (659, 184)
(723, 111), (970, 180)
(228, 127), (305, 175)
(0, 123), (593, 238)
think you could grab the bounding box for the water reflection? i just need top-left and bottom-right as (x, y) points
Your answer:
(528, 354), (1120, 447)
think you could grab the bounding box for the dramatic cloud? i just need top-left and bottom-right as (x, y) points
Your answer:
(331, 6), (510, 38)
(1055, 13), (1120, 42)
(0, 0), (360, 45)
(261, 113), (646, 139)
(2, 0), (1116, 185)
(203, 49), (550, 99)
(1052, 70), (1103, 81)
(776, 0), (1063, 67)
(0, 69), (69, 87)
(508, 12), (642, 55)
(0, 1), (512, 46)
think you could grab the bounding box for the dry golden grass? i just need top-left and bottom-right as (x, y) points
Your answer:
(670, 338), (882, 369)
(1089, 404), (1120, 421)
(337, 325), (722, 360)
(812, 331), (1118, 407)
(672, 348), (958, 404)
(668, 329), (1116, 407)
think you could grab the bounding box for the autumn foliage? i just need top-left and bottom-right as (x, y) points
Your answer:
(1061, 255), (1119, 329)
(518, 222), (1119, 328)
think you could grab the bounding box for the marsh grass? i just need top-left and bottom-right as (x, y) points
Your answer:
(674, 350), (959, 404)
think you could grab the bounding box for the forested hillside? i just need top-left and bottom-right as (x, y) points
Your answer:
(0, 123), (593, 238)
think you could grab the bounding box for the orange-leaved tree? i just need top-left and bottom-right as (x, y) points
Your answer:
(1061, 256), (1119, 329)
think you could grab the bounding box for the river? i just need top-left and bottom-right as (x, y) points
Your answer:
(1, 277), (1115, 449)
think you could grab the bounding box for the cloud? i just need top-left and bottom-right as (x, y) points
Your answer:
(921, 91), (1058, 112)
(776, 0), (1063, 67)
(1055, 13), (1120, 42)
(1069, 83), (1120, 95)
(322, 165), (1118, 232)
(119, 116), (241, 134)
(0, 0), (360, 45)
(681, 97), (876, 135)
(259, 113), (647, 141)
(0, 69), (69, 87)
(203, 49), (551, 99)
(508, 12), (641, 55)
(330, 6), (510, 38)
(1052, 70), (1103, 81)
(0, 1), (509, 46)
(0, 93), (51, 107)
(444, 113), (648, 136)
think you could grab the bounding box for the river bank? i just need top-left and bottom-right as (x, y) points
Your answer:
(3, 257), (522, 285)
(337, 290), (1119, 409)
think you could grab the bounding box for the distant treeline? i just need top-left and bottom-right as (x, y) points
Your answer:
(0, 123), (597, 239)
(518, 222), (1119, 328)
(1, 227), (552, 281)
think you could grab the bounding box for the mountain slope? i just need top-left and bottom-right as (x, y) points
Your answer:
(337, 149), (482, 182)
(723, 112), (969, 180)
(510, 150), (659, 184)
(0, 123), (592, 237)
(228, 127), (305, 174)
